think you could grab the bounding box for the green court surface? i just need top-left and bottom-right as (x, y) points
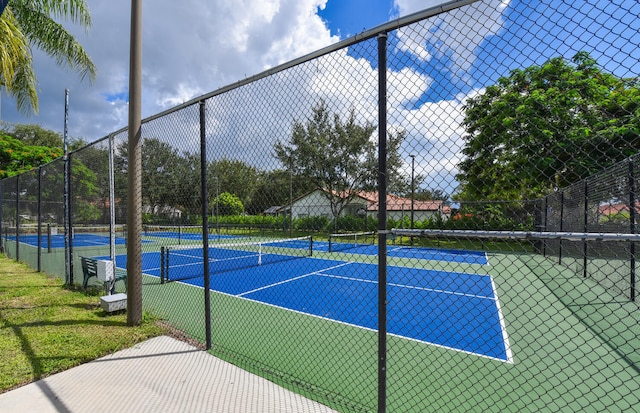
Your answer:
(4, 238), (639, 412)
(138, 247), (640, 412)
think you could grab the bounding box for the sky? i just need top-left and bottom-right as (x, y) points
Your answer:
(1, 0), (638, 195)
(0, 0), (409, 141)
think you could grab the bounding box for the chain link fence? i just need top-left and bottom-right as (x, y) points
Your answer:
(2, 0), (639, 411)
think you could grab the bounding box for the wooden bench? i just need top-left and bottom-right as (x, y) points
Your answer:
(80, 256), (127, 294)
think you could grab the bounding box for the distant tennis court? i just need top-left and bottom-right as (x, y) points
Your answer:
(8, 233), (127, 248)
(103, 237), (510, 362)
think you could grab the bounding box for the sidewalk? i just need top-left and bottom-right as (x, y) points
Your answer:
(0, 336), (338, 413)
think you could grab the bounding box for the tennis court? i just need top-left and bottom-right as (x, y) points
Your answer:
(7, 233), (127, 248)
(102, 238), (510, 362)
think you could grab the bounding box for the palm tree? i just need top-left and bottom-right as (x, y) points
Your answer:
(0, 0), (96, 115)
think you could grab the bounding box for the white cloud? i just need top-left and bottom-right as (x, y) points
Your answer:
(1, 0), (337, 141)
(394, 0), (510, 82)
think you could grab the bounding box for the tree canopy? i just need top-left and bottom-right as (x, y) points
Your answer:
(0, 133), (62, 178)
(456, 52), (640, 202)
(213, 192), (244, 216)
(274, 100), (406, 218)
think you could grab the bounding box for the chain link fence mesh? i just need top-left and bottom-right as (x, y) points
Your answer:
(2, 0), (640, 411)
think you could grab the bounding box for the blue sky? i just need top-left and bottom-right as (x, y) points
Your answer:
(318, 0), (397, 38)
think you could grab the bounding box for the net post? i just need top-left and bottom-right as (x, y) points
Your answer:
(47, 223), (52, 253)
(309, 236), (313, 257)
(160, 246), (165, 284)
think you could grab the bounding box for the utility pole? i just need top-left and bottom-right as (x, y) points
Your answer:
(127, 0), (143, 326)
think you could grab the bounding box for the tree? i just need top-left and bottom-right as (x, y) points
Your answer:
(0, 0), (96, 114)
(274, 100), (406, 219)
(0, 133), (62, 178)
(456, 52), (640, 202)
(214, 192), (244, 216)
(207, 159), (260, 214)
(139, 138), (198, 220)
(1, 123), (63, 147)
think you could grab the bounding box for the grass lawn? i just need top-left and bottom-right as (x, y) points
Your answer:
(0, 253), (174, 393)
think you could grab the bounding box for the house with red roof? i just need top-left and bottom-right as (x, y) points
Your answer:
(272, 188), (450, 222)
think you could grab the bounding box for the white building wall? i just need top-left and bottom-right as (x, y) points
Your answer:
(291, 191), (333, 219)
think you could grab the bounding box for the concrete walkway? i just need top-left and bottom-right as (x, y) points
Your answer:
(0, 336), (338, 413)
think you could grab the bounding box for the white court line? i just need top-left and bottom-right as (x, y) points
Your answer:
(317, 272), (496, 301)
(237, 262), (354, 297)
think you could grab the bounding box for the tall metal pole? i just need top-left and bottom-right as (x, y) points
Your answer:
(127, 0), (143, 326)
(63, 89), (70, 285)
(377, 32), (388, 413)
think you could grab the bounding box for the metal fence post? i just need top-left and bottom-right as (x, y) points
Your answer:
(583, 179), (588, 278)
(0, 180), (3, 253)
(559, 190), (564, 264)
(68, 152), (74, 285)
(15, 174), (19, 261)
(109, 134), (116, 268)
(37, 167), (42, 272)
(377, 32), (388, 413)
(200, 99), (212, 349)
(629, 158), (636, 301)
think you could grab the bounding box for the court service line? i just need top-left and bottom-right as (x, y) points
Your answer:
(236, 262), (354, 297)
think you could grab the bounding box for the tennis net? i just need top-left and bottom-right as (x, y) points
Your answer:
(144, 224), (203, 238)
(328, 231), (376, 253)
(160, 236), (313, 283)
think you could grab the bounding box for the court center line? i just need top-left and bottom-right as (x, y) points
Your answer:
(236, 261), (354, 297)
(317, 272), (496, 300)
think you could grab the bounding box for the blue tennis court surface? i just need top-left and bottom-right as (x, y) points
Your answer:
(106, 246), (509, 362)
(8, 234), (128, 248)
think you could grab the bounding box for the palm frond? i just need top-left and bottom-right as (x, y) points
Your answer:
(10, 0), (96, 81)
(11, 0), (92, 28)
(0, 8), (38, 114)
